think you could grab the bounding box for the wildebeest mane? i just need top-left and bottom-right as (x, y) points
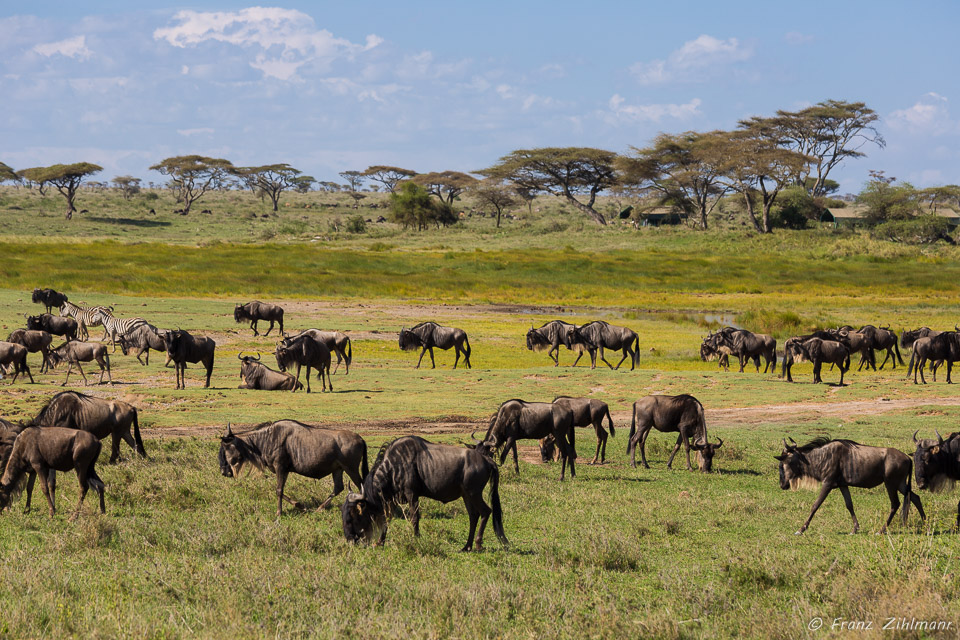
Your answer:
(793, 437), (859, 453)
(29, 390), (91, 428)
(362, 438), (402, 509)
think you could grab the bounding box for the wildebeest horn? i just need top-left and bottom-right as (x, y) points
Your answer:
(253, 352), (261, 361)
(788, 437), (797, 445)
(936, 430), (944, 445)
(782, 438), (789, 450)
(226, 423), (233, 437)
(237, 352), (244, 360)
(715, 437), (723, 449)
(913, 430), (920, 445)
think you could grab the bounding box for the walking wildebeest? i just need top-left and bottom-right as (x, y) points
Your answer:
(908, 332), (960, 384)
(901, 327), (940, 350)
(32, 288), (68, 314)
(782, 337), (850, 385)
(708, 327), (776, 373)
(857, 325), (903, 370)
(286, 329), (352, 374)
(570, 320), (639, 370)
(399, 322), (472, 369)
(164, 329), (215, 389)
(551, 396), (615, 464)
(341, 436), (508, 551)
(0, 427), (105, 520)
(912, 430), (960, 529)
(237, 353), (302, 391)
(775, 437), (925, 535)
(526, 320), (576, 366)
(32, 391), (146, 462)
(47, 341), (111, 386)
(26, 313), (78, 342)
(234, 301), (285, 337)
(481, 399), (576, 480)
(829, 328), (874, 372)
(219, 421), (367, 516)
(275, 333), (332, 393)
(7, 329), (53, 373)
(0, 341), (34, 383)
(117, 323), (171, 366)
(626, 394), (712, 471)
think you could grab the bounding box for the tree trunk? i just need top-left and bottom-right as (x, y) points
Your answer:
(496, 210), (502, 228)
(565, 195), (606, 225)
(697, 202), (709, 230)
(741, 192), (763, 233)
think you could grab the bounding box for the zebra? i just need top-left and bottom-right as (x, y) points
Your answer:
(93, 309), (149, 352)
(59, 301), (113, 342)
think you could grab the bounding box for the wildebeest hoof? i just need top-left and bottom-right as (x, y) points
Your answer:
(794, 530), (804, 535)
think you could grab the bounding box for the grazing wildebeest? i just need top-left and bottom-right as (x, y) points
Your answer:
(219, 421), (367, 516)
(286, 329), (352, 375)
(234, 301), (285, 337)
(0, 426), (105, 520)
(699, 337), (733, 371)
(526, 320), (576, 366)
(782, 337), (850, 385)
(0, 419), (27, 476)
(0, 341), (34, 383)
(908, 332), (960, 384)
(117, 323), (171, 366)
(708, 327), (776, 373)
(551, 396), (615, 464)
(341, 436), (508, 551)
(46, 341), (111, 386)
(399, 322), (472, 369)
(32, 288), (68, 314)
(59, 301), (112, 341)
(275, 333), (332, 393)
(481, 399), (576, 480)
(570, 320), (639, 370)
(627, 394), (710, 471)
(164, 329), (216, 389)
(775, 437), (925, 535)
(691, 438), (724, 473)
(912, 430), (960, 529)
(26, 313), (78, 342)
(237, 353), (302, 391)
(32, 390), (146, 462)
(857, 325), (903, 370)
(6, 329), (53, 373)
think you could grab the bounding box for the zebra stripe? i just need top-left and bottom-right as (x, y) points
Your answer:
(97, 312), (149, 349)
(59, 301), (113, 341)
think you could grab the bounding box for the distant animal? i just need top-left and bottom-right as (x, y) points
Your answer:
(237, 353), (302, 391)
(164, 329), (216, 389)
(31, 390), (146, 462)
(59, 301), (113, 341)
(286, 329), (352, 375)
(341, 436), (507, 551)
(570, 320), (639, 370)
(627, 394), (711, 471)
(31, 288), (68, 314)
(274, 333), (332, 393)
(117, 323), (171, 366)
(782, 337), (850, 385)
(912, 430), (960, 528)
(398, 322), (471, 369)
(46, 341), (111, 386)
(234, 301), (285, 337)
(92, 308), (147, 352)
(6, 329), (53, 373)
(706, 327), (776, 373)
(26, 313), (78, 342)
(479, 399), (576, 480)
(525, 320), (576, 366)
(908, 332), (960, 384)
(775, 437), (925, 535)
(0, 341), (35, 383)
(219, 421), (367, 517)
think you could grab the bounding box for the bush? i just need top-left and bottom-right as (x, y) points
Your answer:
(346, 215), (367, 234)
(389, 182), (457, 230)
(871, 216), (954, 245)
(769, 186), (816, 229)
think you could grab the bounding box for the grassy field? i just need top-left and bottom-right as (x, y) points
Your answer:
(0, 189), (959, 638)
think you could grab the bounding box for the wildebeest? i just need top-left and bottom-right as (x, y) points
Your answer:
(691, 438), (724, 473)
(219, 421), (367, 516)
(32, 391), (146, 462)
(32, 288), (68, 314)
(117, 323), (170, 366)
(0, 426), (105, 520)
(481, 399), (576, 480)
(551, 396), (615, 464)
(399, 322), (472, 369)
(827, 328), (874, 372)
(6, 329), (53, 373)
(570, 320), (639, 370)
(857, 325), (903, 370)
(286, 329), (352, 375)
(0, 341), (34, 383)
(707, 327), (776, 373)
(627, 394), (711, 471)
(0, 419), (26, 476)
(775, 437), (925, 534)
(901, 327), (940, 350)
(275, 333), (332, 393)
(26, 313), (78, 342)
(46, 341), (112, 386)
(237, 353), (302, 391)
(341, 436), (507, 551)
(525, 320), (576, 366)
(908, 332), (960, 384)
(912, 430), (960, 528)
(164, 329), (215, 389)
(782, 337), (850, 385)
(699, 338), (734, 371)
(234, 301), (285, 337)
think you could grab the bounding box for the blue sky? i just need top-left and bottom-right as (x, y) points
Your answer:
(2, 1), (958, 194)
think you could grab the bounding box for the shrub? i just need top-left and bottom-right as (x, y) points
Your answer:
(346, 215), (367, 234)
(871, 216), (954, 245)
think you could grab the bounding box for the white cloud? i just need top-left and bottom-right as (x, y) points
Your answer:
(630, 35), (752, 85)
(177, 128), (215, 136)
(605, 94), (702, 122)
(785, 31), (814, 45)
(33, 35), (92, 60)
(888, 93), (953, 134)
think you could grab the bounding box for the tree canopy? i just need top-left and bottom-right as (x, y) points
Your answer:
(149, 155), (233, 214)
(389, 181), (457, 230)
(362, 166), (417, 193)
(112, 175), (141, 199)
(234, 164), (302, 211)
(412, 171), (477, 205)
(471, 179), (518, 227)
(17, 162), (103, 219)
(0, 162), (17, 184)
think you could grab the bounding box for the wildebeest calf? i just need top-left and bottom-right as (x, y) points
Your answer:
(47, 341), (111, 386)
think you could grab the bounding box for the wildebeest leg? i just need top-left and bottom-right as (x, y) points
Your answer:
(415, 347), (427, 369)
(324, 362), (332, 392)
(109, 434), (122, 464)
(429, 347), (436, 369)
(296, 363), (307, 393)
(23, 472), (37, 513)
(97, 356), (109, 385)
(250, 320), (259, 336)
(36, 465), (56, 517)
(878, 349), (892, 370)
(633, 424), (653, 468)
(666, 434), (684, 469)
(69, 466), (92, 523)
(332, 350), (342, 374)
(796, 482), (833, 534)
(838, 362), (846, 386)
(549, 345), (559, 366)
(511, 439), (520, 474)
(453, 346), (461, 369)
(275, 470), (289, 517)
(319, 470), (344, 510)
(264, 320), (274, 337)
(613, 347), (628, 370)
(838, 485), (860, 534)
(880, 481), (901, 534)
(571, 350), (584, 367)
(812, 361), (822, 384)
(461, 497), (480, 552)
(409, 495), (421, 537)
(473, 495), (492, 551)
(947, 360), (954, 384)
(598, 346), (614, 370)
(591, 426), (603, 465)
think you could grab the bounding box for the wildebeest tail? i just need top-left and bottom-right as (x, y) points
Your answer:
(346, 337), (353, 368)
(902, 461), (913, 526)
(894, 340), (904, 366)
(694, 398), (707, 445)
(842, 351), (850, 372)
(627, 402), (636, 454)
(132, 408), (147, 458)
(632, 334), (640, 368)
(463, 334), (471, 358)
(360, 439), (369, 479)
(907, 349), (917, 377)
(489, 463), (508, 547)
(604, 406), (615, 437)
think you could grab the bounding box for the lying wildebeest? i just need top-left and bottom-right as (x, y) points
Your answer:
(0, 426), (105, 520)
(782, 337), (850, 385)
(275, 333), (332, 393)
(0, 341), (34, 384)
(548, 396), (615, 465)
(570, 320), (639, 370)
(286, 329), (352, 375)
(526, 320), (576, 366)
(47, 341), (111, 386)
(341, 436), (507, 551)
(117, 323), (171, 366)
(857, 325), (903, 370)
(399, 322), (472, 369)
(237, 353), (302, 391)
(6, 329), (53, 373)
(32, 288), (68, 314)
(775, 437), (925, 534)
(219, 421), (367, 517)
(912, 430), (960, 529)
(164, 329), (215, 389)
(26, 313), (78, 342)
(234, 301), (285, 337)
(627, 394), (714, 471)
(32, 390), (146, 462)
(480, 399), (576, 480)
(908, 331), (960, 384)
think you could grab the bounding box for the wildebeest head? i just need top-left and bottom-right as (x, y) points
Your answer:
(233, 304), (250, 323)
(32, 289), (42, 304)
(398, 327), (421, 351)
(25, 315), (41, 331)
(774, 438), (818, 490)
(691, 437), (723, 472)
(539, 434), (558, 462)
(218, 423), (262, 478)
(525, 326), (542, 351)
(274, 340), (294, 371)
(912, 430), (957, 492)
(163, 329), (180, 354)
(699, 341), (717, 362)
(341, 491), (385, 544)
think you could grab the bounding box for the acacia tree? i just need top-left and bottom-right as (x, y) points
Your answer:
(471, 179), (518, 227)
(112, 175), (141, 199)
(412, 171), (477, 204)
(480, 148), (618, 225)
(292, 175), (315, 193)
(234, 164), (302, 212)
(339, 170), (367, 208)
(149, 155), (233, 215)
(17, 163), (103, 219)
(389, 181), (456, 230)
(0, 162), (17, 185)
(918, 185), (960, 212)
(362, 165), (417, 193)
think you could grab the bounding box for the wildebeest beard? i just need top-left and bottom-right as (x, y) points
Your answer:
(219, 434), (265, 478)
(398, 330), (422, 351)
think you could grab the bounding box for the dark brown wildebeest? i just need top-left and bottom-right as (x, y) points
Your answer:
(7, 329), (53, 373)
(908, 332), (960, 384)
(47, 341), (111, 386)
(237, 353), (302, 391)
(912, 430), (960, 529)
(341, 436), (507, 551)
(691, 438), (724, 473)
(551, 396), (615, 464)
(234, 301), (285, 337)
(32, 390), (146, 462)
(275, 333), (332, 393)
(164, 329), (216, 389)
(828, 328), (874, 372)
(782, 337), (850, 385)
(0, 341), (34, 383)
(480, 399), (576, 480)
(526, 320), (576, 366)
(399, 322), (472, 369)
(219, 421), (367, 517)
(286, 329), (352, 375)
(626, 394), (711, 471)
(699, 337), (733, 371)
(775, 437), (925, 535)
(32, 288), (68, 314)
(27, 313), (78, 342)
(710, 327), (776, 373)
(901, 327), (940, 350)
(856, 325), (903, 370)
(0, 419), (26, 475)
(570, 320), (639, 370)
(0, 426), (105, 520)
(117, 323), (171, 366)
